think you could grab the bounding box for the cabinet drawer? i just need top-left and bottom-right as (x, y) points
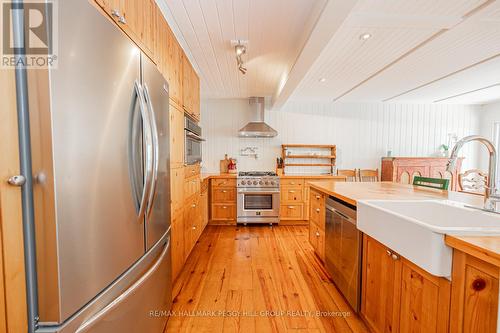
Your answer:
(212, 178), (236, 187)
(212, 188), (236, 203)
(184, 164), (200, 178)
(309, 220), (325, 260)
(280, 204), (304, 220)
(310, 189), (326, 205)
(211, 204), (236, 220)
(184, 176), (200, 200)
(281, 187), (304, 203)
(281, 178), (304, 186)
(310, 201), (325, 228)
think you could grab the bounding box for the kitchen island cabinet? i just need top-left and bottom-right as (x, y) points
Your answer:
(308, 181), (498, 333)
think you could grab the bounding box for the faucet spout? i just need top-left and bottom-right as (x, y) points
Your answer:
(449, 135), (498, 211)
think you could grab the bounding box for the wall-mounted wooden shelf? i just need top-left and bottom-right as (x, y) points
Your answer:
(281, 144), (336, 175)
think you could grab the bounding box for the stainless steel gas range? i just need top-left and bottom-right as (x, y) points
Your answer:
(237, 171), (280, 224)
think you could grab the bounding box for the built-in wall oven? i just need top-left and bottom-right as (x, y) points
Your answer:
(325, 196), (362, 312)
(237, 172), (280, 224)
(184, 116), (204, 165)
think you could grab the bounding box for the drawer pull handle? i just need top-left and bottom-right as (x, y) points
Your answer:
(288, 206), (295, 209)
(192, 226), (197, 230)
(315, 208), (320, 213)
(315, 195), (321, 200)
(315, 231), (320, 237)
(222, 190), (227, 193)
(191, 204), (196, 208)
(391, 253), (399, 261)
(290, 182), (295, 185)
(472, 278), (486, 291)
(118, 16), (126, 24)
(289, 190), (295, 193)
(111, 9), (121, 17)
(386, 250), (392, 256)
(222, 206), (227, 209)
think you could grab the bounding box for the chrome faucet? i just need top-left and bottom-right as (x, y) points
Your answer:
(447, 135), (499, 212)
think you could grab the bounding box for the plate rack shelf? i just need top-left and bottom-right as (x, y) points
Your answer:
(281, 144), (336, 175)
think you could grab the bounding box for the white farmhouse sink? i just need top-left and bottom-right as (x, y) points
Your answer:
(357, 200), (500, 277)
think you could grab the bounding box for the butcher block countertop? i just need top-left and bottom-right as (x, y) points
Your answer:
(308, 181), (500, 267)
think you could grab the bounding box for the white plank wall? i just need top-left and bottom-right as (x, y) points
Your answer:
(201, 99), (483, 173)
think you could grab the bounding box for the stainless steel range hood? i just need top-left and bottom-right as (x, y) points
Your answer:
(238, 97), (278, 137)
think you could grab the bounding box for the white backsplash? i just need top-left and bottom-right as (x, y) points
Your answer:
(200, 99), (483, 174)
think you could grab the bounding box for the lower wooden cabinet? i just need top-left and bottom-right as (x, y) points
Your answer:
(280, 204), (304, 220)
(308, 220), (325, 261)
(361, 235), (451, 333)
(171, 211), (185, 281)
(210, 178), (236, 224)
(450, 250), (499, 333)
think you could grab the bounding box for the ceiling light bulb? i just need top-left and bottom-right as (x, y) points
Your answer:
(319, 78), (326, 83)
(359, 33), (372, 40)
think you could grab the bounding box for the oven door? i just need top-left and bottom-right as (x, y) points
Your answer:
(184, 130), (203, 165)
(237, 189), (280, 223)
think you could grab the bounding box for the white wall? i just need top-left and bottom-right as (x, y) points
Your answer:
(479, 101), (500, 177)
(201, 99), (483, 174)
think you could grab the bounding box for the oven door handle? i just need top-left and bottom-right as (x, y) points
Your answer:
(185, 131), (206, 142)
(238, 189), (280, 194)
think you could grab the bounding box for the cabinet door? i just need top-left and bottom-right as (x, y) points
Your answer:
(169, 104), (184, 168)
(450, 251), (499, 333)
(399, 259), (451, 333)
(170, 167), (184, 216)
(361, 235), (401, 333)
(201, 190), (208, 229)
(171, 211), (184, 281)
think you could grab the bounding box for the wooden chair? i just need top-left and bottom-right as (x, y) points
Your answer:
(413, 176), (450, 190)
(337, 169), (357, 182)
(458, 169), (488, 195)
(359, 169), (379, 182)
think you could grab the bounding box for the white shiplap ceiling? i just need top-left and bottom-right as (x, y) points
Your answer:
(161, 0), (326, 99)
(161, 0), (500, 105)
(290, 0), (500, 104)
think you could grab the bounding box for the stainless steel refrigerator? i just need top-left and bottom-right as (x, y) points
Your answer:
(20, 1), (172, 332)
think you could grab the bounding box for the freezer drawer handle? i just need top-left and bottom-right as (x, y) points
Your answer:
(75, 239), (170, 333)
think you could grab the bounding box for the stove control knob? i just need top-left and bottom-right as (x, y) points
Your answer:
(259, 181), (263, 185)
(270, 181), (275, 185)
(253, 181), (258, 185)
(241, 180), (246, 185)
(265, 181), (269, 185)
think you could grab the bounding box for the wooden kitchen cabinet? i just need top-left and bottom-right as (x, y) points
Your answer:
(210, 179), (237, 224)
(169, 103), (184, 169)
(361, 235), (451, 333)
(308, 188), (326, 260)
(280, 204), (304, 220)
(97, 0), (155, 61)
(201, 180), (209, 229)
(183, 194), (201, 255)
(450, 250), (499, 333)
(308, 220), (325, 261)
(171, 210), (185, 281)
(182, 56), (200, 121)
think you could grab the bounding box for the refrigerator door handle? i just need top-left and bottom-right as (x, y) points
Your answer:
(143, 84), (159, 218)
(74, 237), (170, 333)
(130, 80), (153, 223)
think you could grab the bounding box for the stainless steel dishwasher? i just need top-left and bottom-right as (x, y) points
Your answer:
(325, 196), (362, 312)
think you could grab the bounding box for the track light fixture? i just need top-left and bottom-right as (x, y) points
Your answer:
(235, 43), (247, 75)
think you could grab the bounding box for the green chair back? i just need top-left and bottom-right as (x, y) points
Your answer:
(412, 176), (449, 190)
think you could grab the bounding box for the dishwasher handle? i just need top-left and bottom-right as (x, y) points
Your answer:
(326, 205), (357, 225)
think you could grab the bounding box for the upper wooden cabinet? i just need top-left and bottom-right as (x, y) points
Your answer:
(156, 11), (183, 107)
(97, 0), (156, 61)
(182, 56), (200, 122)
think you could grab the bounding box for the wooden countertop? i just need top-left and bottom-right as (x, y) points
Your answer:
(309, 181), (500, 267)
(201, 173), (236, 181)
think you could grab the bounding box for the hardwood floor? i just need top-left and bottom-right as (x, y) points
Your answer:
(164, 225), (369, 333)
